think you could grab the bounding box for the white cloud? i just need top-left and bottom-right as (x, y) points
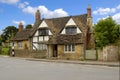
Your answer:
(22, 6), (37, 15)
(93, 4), (120, 15)
(93, 7), (116, 15)
(97, 13), (120, 24)
(116, 4), (120, 9)
(0, 0), (19, 4)
(112, 13), (120, 24)
(18, 2), (29, 8)
(22, 5), (68, 18)
(12, 20), (26, 25)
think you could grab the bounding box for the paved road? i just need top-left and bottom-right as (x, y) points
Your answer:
(0, 56), (119, 80)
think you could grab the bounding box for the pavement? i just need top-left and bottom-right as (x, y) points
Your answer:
(0, 55), (119, 67)
(26, 58), (120, 67)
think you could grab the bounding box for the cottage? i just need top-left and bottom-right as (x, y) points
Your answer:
(12, 5), (95, 59)
(32, 5), (95, 59)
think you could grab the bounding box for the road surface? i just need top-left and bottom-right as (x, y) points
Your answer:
(0, 56), (119, 80)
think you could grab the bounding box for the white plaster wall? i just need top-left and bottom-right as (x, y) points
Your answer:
(49, 30), (52, 35)
(38, 20), (48, 28)
(44, 36), (49, 41)
(66, 18), (76, 26)
(34, 31), (38, 36)
(77, 27), (82, 33)
(39, 37), (43, 41)
(33, 37), (38, 42)
(33, 43), (38, 50)
(61, 28), (65, 34)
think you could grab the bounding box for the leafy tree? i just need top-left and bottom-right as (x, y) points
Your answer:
(0, 35), (2, 46)
(94, 17), (120, 48)
(25, 24), (32, 29)
(1, 26), (18, 43)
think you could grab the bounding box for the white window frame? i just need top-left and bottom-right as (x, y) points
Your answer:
(64, 44), (75, 53)
(38, 44), (47, 50)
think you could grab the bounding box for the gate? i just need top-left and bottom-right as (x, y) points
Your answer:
(85, 50), (97, 60)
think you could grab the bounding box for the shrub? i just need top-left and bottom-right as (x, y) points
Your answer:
(1, 46), (10, 55)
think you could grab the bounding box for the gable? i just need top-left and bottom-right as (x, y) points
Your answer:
(65, 18), (76, 26)
(38, 20), (48, 28)
(61, 18), (82, 34)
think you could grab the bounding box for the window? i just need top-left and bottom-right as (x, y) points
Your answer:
(64, 44), (75, 53)
(66, 27), (77, 34)
(18, 42), (22, 48)
(39, 28), (49, 36)
(38, 44), (47, 50)
(10, 42), (14, 46)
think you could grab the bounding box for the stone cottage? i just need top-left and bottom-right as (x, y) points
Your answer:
(12, 5), (95, 59)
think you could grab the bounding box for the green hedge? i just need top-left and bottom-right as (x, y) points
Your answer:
(0, 46), (10, 55)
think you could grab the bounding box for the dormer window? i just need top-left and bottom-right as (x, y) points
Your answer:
(66, 27), (77, 34)
(39, 28), (49, 36)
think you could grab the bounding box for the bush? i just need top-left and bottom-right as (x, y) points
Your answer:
(0, 46), (10, 55)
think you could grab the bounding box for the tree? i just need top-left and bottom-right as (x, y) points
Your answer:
(0, 35), (2, 46)
(1, 26), (18, 43)
(25, 24), (32, 29)
(94, 17), (120, 48)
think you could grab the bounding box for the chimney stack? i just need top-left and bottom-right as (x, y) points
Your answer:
(35, 10), (41, 22)
(87, 4), (91, 18)
(18, 22), (23, 32)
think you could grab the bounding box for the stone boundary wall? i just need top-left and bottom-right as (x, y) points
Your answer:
(98, 45), (119, 61)
(10, 49), (47, 58)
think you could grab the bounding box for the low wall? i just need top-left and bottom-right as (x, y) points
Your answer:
(10, 49), (47, 58)
(98, 45), (119, 61)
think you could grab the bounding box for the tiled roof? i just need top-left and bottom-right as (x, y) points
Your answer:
(48, 34), (84, 44)
(12, 13), (88, 42)
(12, 29), (32, 41)
(44, 14), (87, 35)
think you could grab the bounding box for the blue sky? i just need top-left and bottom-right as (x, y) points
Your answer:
(0, 0), (120, 33)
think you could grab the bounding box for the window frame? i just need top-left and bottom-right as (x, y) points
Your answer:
(38, 28), (49, 36)
(64, 44), (75, 53)
(65, 27), (77, 35)
(18, 42), (22, 49)
(38, 43), (47, 50)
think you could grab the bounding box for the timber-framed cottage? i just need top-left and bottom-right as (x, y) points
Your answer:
(12, 5), (95, 59)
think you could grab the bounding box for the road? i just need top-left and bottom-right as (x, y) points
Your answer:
(0, 56), (119, 80)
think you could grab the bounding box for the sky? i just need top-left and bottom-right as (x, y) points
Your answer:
(0, 0), (120, 33)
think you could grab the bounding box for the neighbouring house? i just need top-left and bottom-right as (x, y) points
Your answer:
(12, 5), (95, 59)
(11, 23), (31, 50)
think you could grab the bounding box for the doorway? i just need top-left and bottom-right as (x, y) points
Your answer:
(53, 45), (58, 57)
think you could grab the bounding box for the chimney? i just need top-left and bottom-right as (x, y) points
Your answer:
(35, 10), (41, 22)
(87, 4), (91, 18)
(18, 22), (23, 32)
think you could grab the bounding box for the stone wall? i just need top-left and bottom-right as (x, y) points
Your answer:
(10, 49), (47, 58)
(14, 40), (31, 50)
(58, 44), (84, 60)
(98, 45), (119, 61)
